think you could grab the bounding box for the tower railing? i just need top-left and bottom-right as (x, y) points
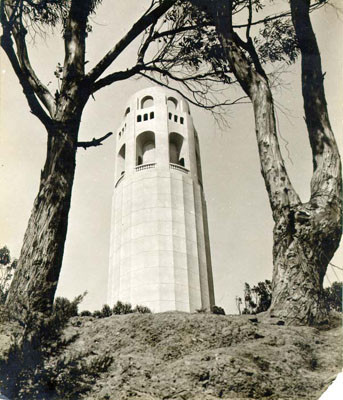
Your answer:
(135, 163), (156, 172)
(169, 163), (189, 174)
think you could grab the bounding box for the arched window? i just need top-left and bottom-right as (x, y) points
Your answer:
(136, 131), (156, 165)
(117, 144), (126, 177)
(167, 97), (178, 110)
(141, 96), (154, 109)
(169, 132), (185, 166)
(125, 107), (130, 117)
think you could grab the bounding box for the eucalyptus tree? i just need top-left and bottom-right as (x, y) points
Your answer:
(142, 0), (342, 324)
(196, 0), (342, 325)
(0, 0), (182, 320)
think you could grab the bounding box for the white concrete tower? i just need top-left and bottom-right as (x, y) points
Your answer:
(108, 87), (215, 312)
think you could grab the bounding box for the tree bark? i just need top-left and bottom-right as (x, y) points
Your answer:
(269, 0), (342, 324)
(197, 0), (342, 324)
(5, 118), (80, 319)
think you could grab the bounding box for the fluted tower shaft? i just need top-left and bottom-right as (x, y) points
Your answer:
(108, 87), (214, 312)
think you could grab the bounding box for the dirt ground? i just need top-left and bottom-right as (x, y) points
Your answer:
(0, 311), (342, 399)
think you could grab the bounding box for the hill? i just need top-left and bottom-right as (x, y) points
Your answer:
(0, 311), (341, 399)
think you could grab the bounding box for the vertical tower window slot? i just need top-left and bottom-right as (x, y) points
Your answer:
(144, 113), (148, 121)
(174, 115), (178, 123)
(180, 117), (184, 125)
(137, 115), (142, 122)
(169, 113), (172, 120)
(150, 112), (155, 119)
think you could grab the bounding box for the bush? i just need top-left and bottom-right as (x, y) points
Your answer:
(112, 301), (133, 315)
(101, 304), (112, 317)
(92, 310), (102, 318)
(0, 245), (18, 305)
(80, 310), (92, 317)
(212, 305), (225, 315)
(54, 296), (79, 319)
(196, 308), (207, 313)
(324, 281), (342, 312)
(133, 305), (151, 314)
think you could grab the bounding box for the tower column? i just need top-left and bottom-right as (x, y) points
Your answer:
(108, 87), (215, 312)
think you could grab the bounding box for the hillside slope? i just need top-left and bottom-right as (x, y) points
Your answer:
(0, 311), (342, 399)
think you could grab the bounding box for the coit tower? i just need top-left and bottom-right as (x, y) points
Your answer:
(108, 87), (215, 312)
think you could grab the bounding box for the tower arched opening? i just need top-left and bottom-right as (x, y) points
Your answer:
(167, 97), (178, 110)
(141, 96), (154, 109)
(169, 132), (185, 167)
(136, 131), (156, 165)
(117, 143), (126, 177)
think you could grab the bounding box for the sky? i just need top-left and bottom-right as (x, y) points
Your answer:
(0, 1), (342, 314)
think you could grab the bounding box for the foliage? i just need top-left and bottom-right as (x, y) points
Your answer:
(0, 246), (17, 304)
(80, 310), (92, 317)
(254, 18), (299, 64)
(92, 310), (102, 318)
(1, 0), (103, 30)
(133, 305), (152, 314)
(242, 280), (272, 314)
(212, 305), (225, 315)
(324, 282), (342, 312)
(101, 304), (112, 317)
(0, 292), (87, 398)
(89, 303), (152, 318)
(53, 295), (82, 319)
(112, 301), (133, 315)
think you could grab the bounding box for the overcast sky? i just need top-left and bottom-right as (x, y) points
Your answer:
(0, 1), (342, 314)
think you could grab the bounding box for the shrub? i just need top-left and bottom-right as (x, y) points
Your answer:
(80, 310), (92, 317)
(212, 305), (225, 315)
(101, 304), (112, 317)
(324, 281), (343, 312)
(133, 305), (151, 314)
(92, 310), (102, 318)
(112, 301), (133, 315)
(196, 308), (207, 313)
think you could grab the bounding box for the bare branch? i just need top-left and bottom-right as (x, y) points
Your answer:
(91, 65), (145, 93)
(2, 1), (56, 115)
(0, 30), (52, 127)
(77, 132), (113, 150)
(13, 27), (56, 115)
(86, 0), (176, 83)
(62, 0), (93, 89)
(246, 0), (252, 40)
(138, 71), (248, 110)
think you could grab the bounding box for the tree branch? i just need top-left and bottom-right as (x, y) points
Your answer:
(0, 30), (52, 128)
(77, 132), (113, 150)
(3, 1), (56, 116)
(86, 0), (176, 83)
(290, 0), (342, 205)
(91, 65), (145, 93)
(61, 0), (92, 90)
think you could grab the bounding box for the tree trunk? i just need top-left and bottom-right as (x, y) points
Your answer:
(198, 0), (342, 324)
(269, 0), (342, 324)
(5, 118), (79, 320)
